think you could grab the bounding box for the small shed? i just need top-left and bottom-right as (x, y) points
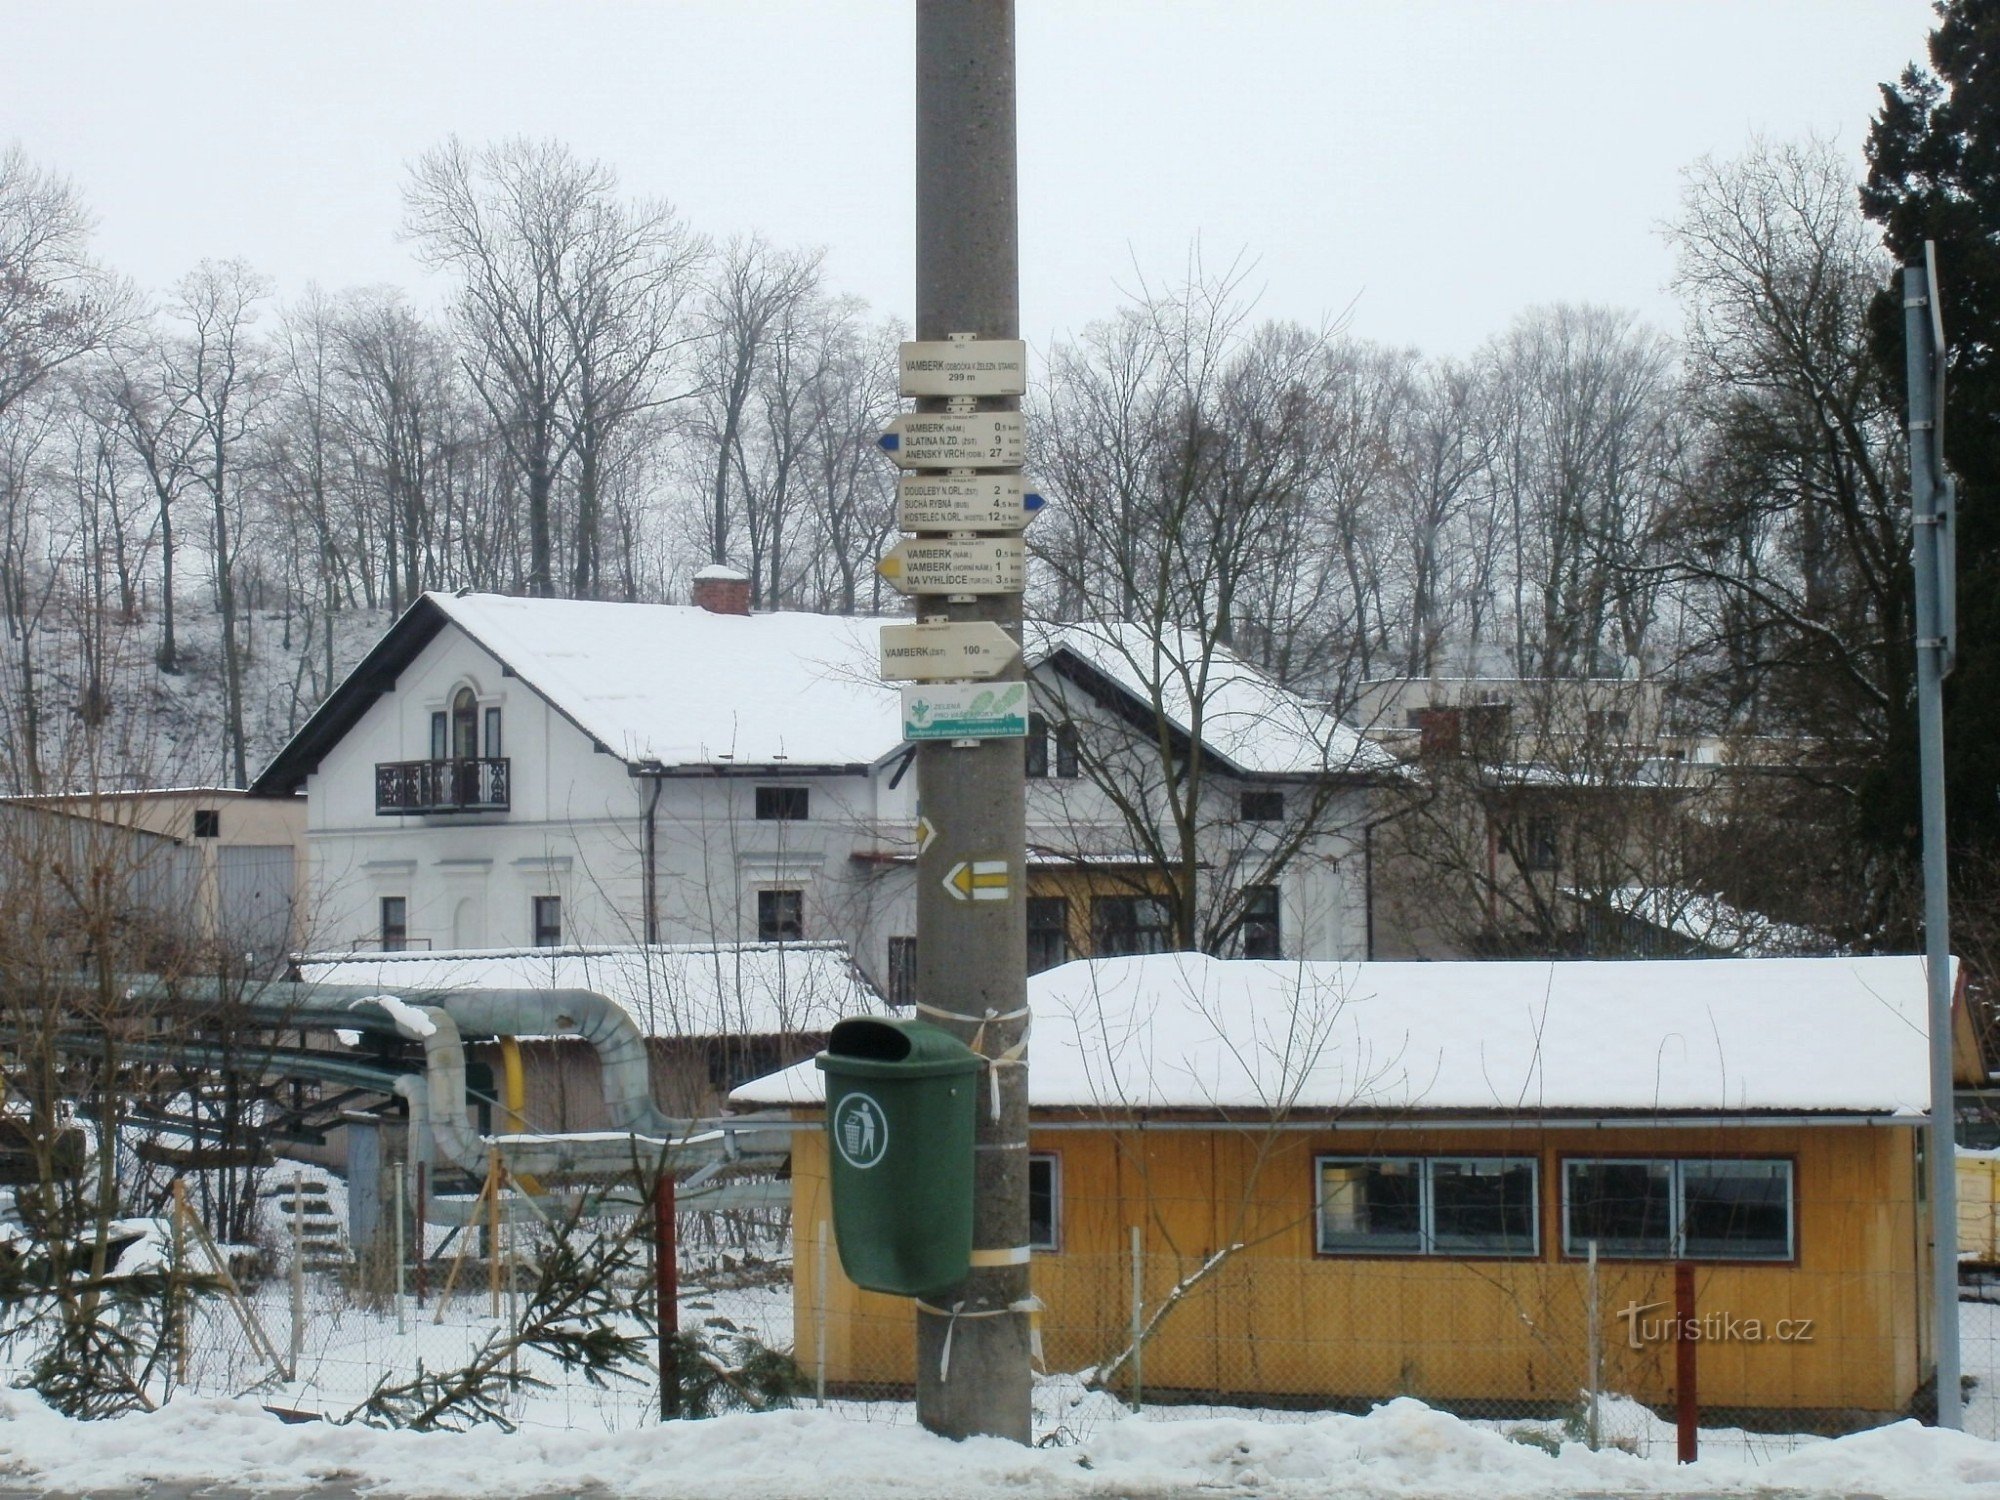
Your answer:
(735, 953), (1977, 1427)
(302, 941), (883, 1126)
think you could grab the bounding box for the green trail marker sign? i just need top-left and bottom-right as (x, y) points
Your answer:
(901, 682), (1030, 741)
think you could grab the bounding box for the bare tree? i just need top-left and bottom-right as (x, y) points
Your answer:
(1481, 304), (1679, 679)
(0, 146), (124, 422)
(1660, 137), (1909, 934)
(162, 260), (273, 788)
(690, 235), (822, 572)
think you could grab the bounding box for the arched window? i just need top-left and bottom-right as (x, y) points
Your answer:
(452, 687), (478, 759)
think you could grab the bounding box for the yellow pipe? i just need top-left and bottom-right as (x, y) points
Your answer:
(497, 1036), (542, 1197)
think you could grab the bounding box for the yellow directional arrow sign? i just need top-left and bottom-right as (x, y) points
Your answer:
(877, 536), (1026, 596)
(943, 859), (1010, 902)
(914, 815), (937, 855)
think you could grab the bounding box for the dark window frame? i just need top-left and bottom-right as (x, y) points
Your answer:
(1241, 883), (1281, 960)
(1521, 814), (1561, 871)
(1559, 1156), (1796, 1264)
(192, 808), (220, 839)
(1027, 896), (1070, 974)
(886, 935), (917, 1008)
(1241, 789), (1285, 823)
(380, 896), (408, 953)
(755, 786), (810, 822)
(1028, 1152), (1061, 1252)
(532, 895), (562, 948)
(1315, 1154), (1541, 1260)
(1025, 714), (1050, 779)
(484, 705), (503, 758)
(757, 887), (805, 943)
(1092, 893), (1173, 957)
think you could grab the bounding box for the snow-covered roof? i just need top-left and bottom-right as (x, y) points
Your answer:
(731, 952), (1942, 1117)
(1587, 886), (1833, 957)
(253, 593), (1390, 789)
(431, 594), (894, 768)
(298, 942), (882, 1040)
(1030, 621), (1394, 778)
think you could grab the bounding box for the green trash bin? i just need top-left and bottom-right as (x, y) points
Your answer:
(815, 1016), (982, 1297)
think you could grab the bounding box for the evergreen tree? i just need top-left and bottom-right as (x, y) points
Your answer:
(1862, 0), (2000, 879)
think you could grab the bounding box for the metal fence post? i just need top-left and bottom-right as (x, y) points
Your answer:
(1130, 1224), (1144, 1414)
(1674, 1262), (1697, 1463)
(1585, 1240), (1601, 1451)
(656, 1172), (679, 1421)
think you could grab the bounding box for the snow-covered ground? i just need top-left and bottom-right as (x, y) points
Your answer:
(1, 1386), (1997, 1499)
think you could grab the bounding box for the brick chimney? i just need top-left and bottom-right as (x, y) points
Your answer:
(691, 564), (751, 616)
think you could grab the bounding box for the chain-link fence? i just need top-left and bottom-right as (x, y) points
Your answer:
(136, 1150), (2000, 1461)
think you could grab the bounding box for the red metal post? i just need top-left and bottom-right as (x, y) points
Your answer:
(1675, 1262), (1697, 1464)
(656, 1172), (679, 1420)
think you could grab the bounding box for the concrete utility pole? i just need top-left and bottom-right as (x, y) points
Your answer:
(1903, 244), (1961, 1430)
(910, 0), (1032, 1443)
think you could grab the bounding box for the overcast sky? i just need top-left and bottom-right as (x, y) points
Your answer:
(2, 1), (1939, 358)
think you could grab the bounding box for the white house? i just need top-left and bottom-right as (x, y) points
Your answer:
(249, 573), (1388, 996)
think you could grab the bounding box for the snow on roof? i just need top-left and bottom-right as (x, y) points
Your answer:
(691, 564), (749, 582)
(426, 594), (1385, 777)
(298, 942), (882, 1040)
(431, 593), (895, 768)
(731, 952), (1940, 1117)
(1029, 621), (1394, 777)
(1591, 886), (1833, 957)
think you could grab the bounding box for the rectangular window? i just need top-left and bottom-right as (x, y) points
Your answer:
(1092, 894), (1172, 957)
(1677, 1160), (1793, 1260)
(757, 888), (804, 943)
(532, 895), (562, 948)
(1585, 708), (1630, 740)
(380, 896), (408, 953)
(1429, 1158), (1540, 1255)
(1562, 1159), (1792, 1261)
(1318, 1156), (1541, 1258)
(1028, 1153), (1061, 1251)
(484, 706), (503, 757)
(755, 786), (809, 821)
(1025, 714), (1049, 778)
(1027, 896), (1070, 974)
(1317, 1158), (1424, 1254)
(192, 808), (220, 839)
(1522, 815), (1560, 871)
(1241, 789), (1284, 823)
(1054, 723), (1078, 779)
(1241, 884), (1281, 960)
(430, 711), (447, 761)
(886, 936), (917, 1008)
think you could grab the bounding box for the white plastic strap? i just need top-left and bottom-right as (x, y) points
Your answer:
(916, 1296), (1045, 1380)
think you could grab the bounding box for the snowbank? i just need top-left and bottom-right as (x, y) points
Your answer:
(0, 1390), (1994, 1499)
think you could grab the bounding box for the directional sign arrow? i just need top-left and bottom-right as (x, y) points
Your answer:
(899, 339), (1028, 398)
(877, 536), (1026, 596)
(878, 412), (1025, 470)
(914, 814), (937, 856)
(880, 621), (1021, 682)
(897, 472), (1045, 533)
(943, 859), (1010, 902)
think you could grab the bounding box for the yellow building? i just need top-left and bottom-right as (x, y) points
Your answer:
(736, 953), (1979, 1428)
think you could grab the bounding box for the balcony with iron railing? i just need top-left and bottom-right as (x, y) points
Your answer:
(374, 758), (510, 815)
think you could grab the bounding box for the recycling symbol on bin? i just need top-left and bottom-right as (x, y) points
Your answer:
(833, 1092), (889, 1170)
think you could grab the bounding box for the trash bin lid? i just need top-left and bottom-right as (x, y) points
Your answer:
(815, 1016), (983, 1079)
